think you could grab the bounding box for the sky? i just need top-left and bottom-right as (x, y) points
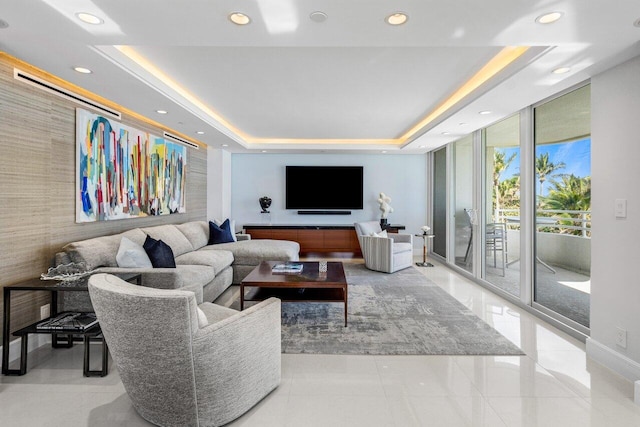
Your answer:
(499, 137), (591, 195)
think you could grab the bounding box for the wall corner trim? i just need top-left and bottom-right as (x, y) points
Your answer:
(586, 337), (640, 382)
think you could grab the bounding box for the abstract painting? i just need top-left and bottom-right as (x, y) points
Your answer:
(76, 108), (187, 222)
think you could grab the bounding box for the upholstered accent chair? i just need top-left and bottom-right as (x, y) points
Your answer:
(88, 273), (281, 427)
(354, 221), (413, 273)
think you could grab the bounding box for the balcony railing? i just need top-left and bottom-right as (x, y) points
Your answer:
(496, 208), (591, 238)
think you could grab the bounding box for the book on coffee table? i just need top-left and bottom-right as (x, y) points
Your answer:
(36, 312), (99, 331)
(271, 262), (303, 273)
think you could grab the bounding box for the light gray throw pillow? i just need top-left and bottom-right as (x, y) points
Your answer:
(116, 236), (153, 268)
(372, 230), (388, 238)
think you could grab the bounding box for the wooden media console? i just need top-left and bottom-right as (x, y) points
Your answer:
(243, 224), (405, 255)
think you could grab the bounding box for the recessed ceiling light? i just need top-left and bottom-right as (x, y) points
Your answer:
(73, 67), (92, 74)
(0, 19), (9, 29)
(156, 110), (168, 114)
(222, 144), (229, 147)
(633, 18), (640, 27)
(535, 12), (563, 24)
(229, 12), (251, 25)
(261, 150), (267, 153)
(479, 110), (492, 115)
(459, 122), (468, 126)
(309, 11), (328, 23)
(381, 150), (387, 153)
(386, 12), (408, 26)
(196, 131), (205, 135)
(76, 12), (103, 25)
(419, 145), (426, 148)
(442, 132), (451, 135)
(552, 67), (571, 74)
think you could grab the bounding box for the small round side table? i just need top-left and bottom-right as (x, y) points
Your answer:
(415, 233), (435, 267)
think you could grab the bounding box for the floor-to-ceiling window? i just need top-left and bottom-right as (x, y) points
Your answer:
(433, 147), (447, 258)
(453, 135), (474, 273)
(533, 85), (591, 329)
(434, 83), (591, 334)
(482, 114), (520, 297)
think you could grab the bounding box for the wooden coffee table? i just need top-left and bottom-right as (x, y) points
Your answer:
(241, 261), (348, 326)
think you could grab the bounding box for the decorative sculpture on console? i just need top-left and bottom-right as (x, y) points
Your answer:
(259, 196), (272, 213)
(377, 192), (394, 227)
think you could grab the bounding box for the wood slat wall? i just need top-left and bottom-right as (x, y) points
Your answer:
(0, 57), (207, 344)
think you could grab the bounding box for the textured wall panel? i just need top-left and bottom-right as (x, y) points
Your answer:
(0, 58), (207, 344)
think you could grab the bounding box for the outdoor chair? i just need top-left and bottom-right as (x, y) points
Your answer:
(486, 222), (507, 276)
(463, 209), (507, 275)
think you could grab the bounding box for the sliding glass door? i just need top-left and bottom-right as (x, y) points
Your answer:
(482, 114), (520, 297)
(453, 136), (474, 273)
(533, 85), (591, 329)
(432, 147), (447, 258)
(435, 83), (591, 334)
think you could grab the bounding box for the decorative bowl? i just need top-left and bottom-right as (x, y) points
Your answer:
(41, 262), (93, 282)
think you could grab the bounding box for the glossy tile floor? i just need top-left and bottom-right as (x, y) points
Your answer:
(2, 257), (640, 426)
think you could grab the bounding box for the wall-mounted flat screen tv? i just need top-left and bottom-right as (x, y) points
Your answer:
(286, 166), (363, 210)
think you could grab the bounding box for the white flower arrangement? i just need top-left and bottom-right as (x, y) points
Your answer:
(377, 192), (394, 219)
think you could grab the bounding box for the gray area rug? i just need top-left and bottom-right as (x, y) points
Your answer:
(237, 264), (524, 355)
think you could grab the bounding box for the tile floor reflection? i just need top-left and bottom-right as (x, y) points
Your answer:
(1, 257), (639, 426)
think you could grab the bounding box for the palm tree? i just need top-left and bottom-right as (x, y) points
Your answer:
(542, 175), (591, 211)
(535, 152), (565, 205)
(541, 175), (591, 235)
(498, 176), (520, 210)
(493, 150), (517, 220)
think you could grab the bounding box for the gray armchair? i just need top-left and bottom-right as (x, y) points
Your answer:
(354, 221), (413, 273)
(88, 273), (281, 427)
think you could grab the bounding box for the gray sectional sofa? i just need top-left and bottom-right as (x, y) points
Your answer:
(56, 220), (299, 305)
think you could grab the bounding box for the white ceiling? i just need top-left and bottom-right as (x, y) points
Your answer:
(1, 1), (639, 153)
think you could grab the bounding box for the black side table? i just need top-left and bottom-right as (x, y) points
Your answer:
(10, 315), (108, 377)
(2, 273), (140, 376)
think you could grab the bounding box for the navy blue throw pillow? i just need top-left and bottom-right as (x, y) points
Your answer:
(208, 219), (235, 244)
(143, 235), (176, 268)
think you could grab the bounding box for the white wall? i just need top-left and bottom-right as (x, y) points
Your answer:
(230, 153), (426, 247)
(207, 148), (232, 221)
(588, 55), (640, 378)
